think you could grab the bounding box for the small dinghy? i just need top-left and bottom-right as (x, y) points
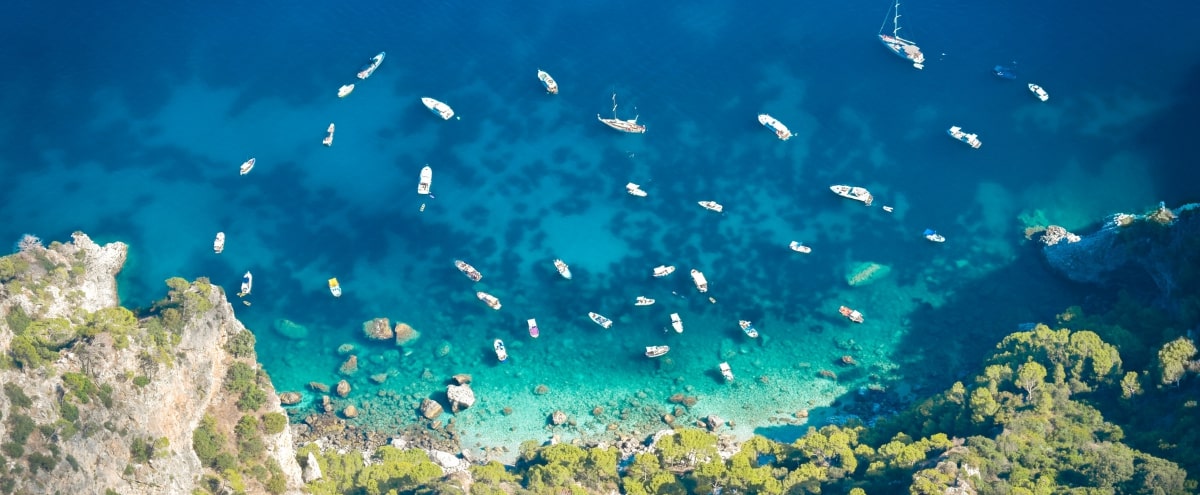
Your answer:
(213, 232), (225, 254)
(719, 362), (734, 382)
(493, 339), (508, 362)
(670, 313), (684, 334)
(635, 296), (655, 306)
(322, 123), (335, 147)
(239, 158), (256, 176)
(645, 346), (670, 358)
(527, 318), (539, 338)
(328, 278), (342, 297)
(789, 241), (811, 254)
(553, 259), (572, 280)
(589, 312), (613, 329)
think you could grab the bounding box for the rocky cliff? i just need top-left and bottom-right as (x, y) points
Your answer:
(0, 233), (303, 494)
(1040, 202), (1200, 308)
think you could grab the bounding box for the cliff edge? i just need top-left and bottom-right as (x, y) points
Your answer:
(0, 233), (303, 494)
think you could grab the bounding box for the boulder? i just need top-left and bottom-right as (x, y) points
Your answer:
(273, 318), (309, 339)
(446, 384), (476, 412)
(335, 379), (351, 398)
(303, 452), (323, 483)
(363, 318), (394, 340)
(394, 322), (421, 345)
(278, 392), (302, 406)
(452, 373), (472, 385)
(309, 382), (330, 393)
(550, 410), (568, 426)
(705, 414), (724, 432)
(342, 405), (359, 418)
(428, 450), (468, 474)
(420, 399), (444, 420)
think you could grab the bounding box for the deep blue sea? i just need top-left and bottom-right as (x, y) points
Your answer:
(4, 0), (1199, 452)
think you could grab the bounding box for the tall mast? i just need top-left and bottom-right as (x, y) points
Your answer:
(894, 1), (902, 37)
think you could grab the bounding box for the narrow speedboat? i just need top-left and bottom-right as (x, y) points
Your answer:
(947, 126), (982, 148)
(455, 260), (483, 282)
(635, 296), (655, 306)
(789, 241), (812, 254)
(1028, 83), (1049, 102)
(357, 51), (386, 80)
(653, 265), (676, 277)
(553, 259), (572, 279)
(418, 165), (433, 195)
(239, 271), (253, 297)
(597, 93), (646, 133)
(839, 305), (865, 323)
(690, 269), (708, 293)
(239, 158), (256, 176)
(527, 319), (539, 338)
(626, 182), (648, 197)
(494, 339), (508, 362)
(719, 362), (734, 382)
(477, 291), (502, 310)
(338, 84), (355, 98)
(923, 228), (946, 243)
(645, 346), (670, 358)
(757, 114), (793, 141)
(328, 278), (342, 297)
(830, 185), (873, 205)
(537, 69), (559, 94)
(882, 206), (895, 213)
(670, 313), (684, 334)
(322, 123), (335, 147)
(213, 232), (225, 254)
(739, 320), (759, 338)
(698, 201), (724, 213)
(589, 312), (613, 329)
(421, 97), (455, 120)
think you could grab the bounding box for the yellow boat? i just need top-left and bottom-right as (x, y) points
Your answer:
(328, 278), (342, 297)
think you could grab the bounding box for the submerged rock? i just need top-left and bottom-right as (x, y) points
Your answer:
(846, 261), (891, 286)
(447, 384), (476, 412)
(363, 318), (394, 340)
(420, 398), (444, 419)
(274, 318), (309, 339)
(394, 322), (421, 345)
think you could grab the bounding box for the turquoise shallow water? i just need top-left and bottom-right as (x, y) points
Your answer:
(3, 0), (1199, 452)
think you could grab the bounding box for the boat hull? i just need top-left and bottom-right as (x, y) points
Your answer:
(878, 35), (924, 69)
(422, 97), (455, 120)
(418, 166), (433, 195)
(527, 319), (539, 338)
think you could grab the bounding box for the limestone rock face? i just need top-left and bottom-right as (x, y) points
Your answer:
(0, 234), (304, 494)
(446, 384), (476, 412)
(303, 452), (323, 483)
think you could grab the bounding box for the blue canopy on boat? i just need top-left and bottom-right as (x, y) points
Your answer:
(923, 228), (937, 236)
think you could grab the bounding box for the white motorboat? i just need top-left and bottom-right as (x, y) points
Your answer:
(589, 312), (613, 329)
(239, 271), (253, 297)
(670, 313), (684, 334)
(719, 362), (734, 382)
(477, 291), (502, 310)
(553, 259), (572, 280)
(739, 320), (759, 338)
(923, 229), (946, 243)
(789, 241), (812, 254)
(357, 51), (385, 80)
(645, 346), (670, 358)
(626, 182), (648, 197)
(839, 305), (865, 323)
(690, 269), (708, 293)
(328, 278), (342, 297)
(878, 0), (925, 69)
(239, 158), (256, 176)
(597, 93), (646, 133)
(494, 339), (508, 362)
(830, 184), (873, 206)
(537, 69), (559, 94)
(882, 206), (895, 213)
(757, 114), (793, 141)
(213, 232), (225, 254)
(635, 296), (655, 306)
(527, 319), (539, 338)
(455, 260), (483, 282)
(337, 84), (355, 98)
(947, 126), (982, 148)
(653, 265), (676, 277)
(418, 165), (433, 195)
(698, 201), (724, 213)
(322, 123), (335, 147)
(1028, 83), (1049, 102)
(421, 97), (455, 120)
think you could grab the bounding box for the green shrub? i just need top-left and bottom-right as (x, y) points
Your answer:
(62, 372), (97, 404)
(261, 412), (288, 435)
(130, 436), (154, 464)
(59, 400), (79, 422)
(3, 383), (32, 408)
(4, 305), (31, 335)
(98, 384), (114, 408)
(226, 330), (256, 358)
(265, 475), (287, 495)
(1, 443), (23, 458)
(9, 413), (36, 445)
(192, 415), (225, 467)
(133, 376), (151, 388)
(26, 452), (55, 473)
(9, 335), (45, 369)
(65, 454), (79, 472)
(80, 307), (138, 342)
(236, 415), (265, 462)
(236, 386), (268, 412)
(27, 317), (76, 349)
(214, 452), (237, 472)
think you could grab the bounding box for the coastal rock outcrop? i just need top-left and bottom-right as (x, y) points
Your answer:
(420, 398), (444, 419)
(0, 233), (304, 494)
(363, 317), (394, 340)
(1041, 202), (1199, 307)
(447, 384), (476, 412)
(395, 322), (421, 345)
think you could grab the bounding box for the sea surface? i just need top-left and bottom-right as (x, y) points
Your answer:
(3, 0), (1199, 455)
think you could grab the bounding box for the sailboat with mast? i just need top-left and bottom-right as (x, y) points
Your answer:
(597, 93), (646, 134)
(878, 0), (925, 69)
